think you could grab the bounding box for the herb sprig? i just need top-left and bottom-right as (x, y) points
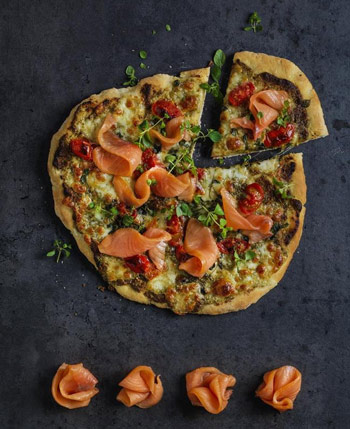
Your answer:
(123, 66), (138, 86)
(234, 250), (256, 270)
(277, 100), (291, 127)
(273, 177), (292, 199)
(181, 120), (222, 144)
(166, 145), (196, 175)
(200, 49), (226, 103)
(88, 202), (119, 218)
(244, 12), (263, 33)
(46, 240), (72, 263)
(193, 196), (232, 238)
(136, 117), (167, 150)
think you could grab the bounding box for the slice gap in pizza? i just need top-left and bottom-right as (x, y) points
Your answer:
(211, 51), (328, 158)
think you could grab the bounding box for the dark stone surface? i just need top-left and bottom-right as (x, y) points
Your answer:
(1, 0), (349, 427)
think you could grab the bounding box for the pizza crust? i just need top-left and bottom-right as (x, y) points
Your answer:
(48, 68), (210, 272)
(234, 51), (328, 139)
(198, 153), (306, 315)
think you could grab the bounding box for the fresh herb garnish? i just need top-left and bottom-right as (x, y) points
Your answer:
(123, 65), (138, 86)
(273, 177), (292, 199)
(165, 24), (171, 31)
(257, 111), (264, 119)
(218, 158), (224, 166)
(200, 49), (226, 103)
(244, 12), (263, 33)
(242, 154), (252, 164)
(136, 117), (166, 150)
(139, 50), (147, 59)
(234, 250), (256, 270)
(46, 240), (72, 263)
(194, 198), (232, 238)
(276, 100), (291, 127)
(176, 202), (192, 217)
(146, 178), (157, 186)
(152, 29), (156, 35)
(122, 215), (135, 226)
(166, 145), (197, 175)
(140, 62), (146, 69)
(89, 203), (119, 218)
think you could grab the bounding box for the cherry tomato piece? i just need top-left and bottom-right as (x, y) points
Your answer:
(175, 245), (189, 263)
(197, 168), (206, 181)
(124, 254), (151, 273)
(264, 123), (295, 148)
(238, 183), (264, 216)
(228, 82), (255, 107)
(217, 238), (250, 254)
(152, 100), (182, 119)
(142, 148), (163, 170)
(166, 215), (182, 235)
(70, 138), (94, 161)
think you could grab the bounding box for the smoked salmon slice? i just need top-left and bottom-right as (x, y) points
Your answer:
(114, 167), (194, 208)
(93, 114), (142, 176)
(117, 365), (163, 408)
(98, 227), (171, 258)
(51, 363), (99, 409)
(186, 367), (236, 414)
(144, 228), (169, 270)
(179, 218), (219, 277)
(231, 90), (289, 140)
(256, 365), (302, 412)
(221, 189), (272, 242)
(149, 116), (184, 150)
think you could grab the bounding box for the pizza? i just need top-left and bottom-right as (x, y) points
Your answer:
(48, 55), (314, 315)
(212, 51), (328, 158)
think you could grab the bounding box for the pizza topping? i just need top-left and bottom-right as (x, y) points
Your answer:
(117, 366), (163, 408)
(231, 90), (289, 140)
(98, 227), (171, 258)
(144, 228), (170, 270)
(175, 244), (189, 263)
(238, 183), (264, 215)
(179, 218), (219, 277)
(186, 367), (236, 414)
(142, 148), (163, 170)
(255, 365), (302, 412)
(217, 237), (250, 254)
(124, 254), (152, 274)
(70, 138), (95, 161)
(51, 363), (99, 409)
(221, 188), (272, 242)
(228, 82), (255, 106)
(114, 167), (194, 208)
(212, 279), (236, 296)
(93, 114), (142, 176)
(152, 100), (182, 119)
(149, 116), (184, 150)
(264, 123), (295, 147)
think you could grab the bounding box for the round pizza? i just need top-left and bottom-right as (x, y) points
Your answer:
(48, 53), (324, 315)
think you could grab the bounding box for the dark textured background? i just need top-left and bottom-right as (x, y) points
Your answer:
(1, 0), (349, 428)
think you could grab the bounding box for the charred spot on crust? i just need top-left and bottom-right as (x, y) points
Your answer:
(145, 290), (166, 303)
(130, 277), (147, 293)
(280, 159), (296, 182)
(284, 217), (300, 245)
(53, 135), (71, 169)
(62, 183), (74, 197)
(290, 198), (302, 212)
(257, 176), (276, 202)
(141, 83), (152, 109)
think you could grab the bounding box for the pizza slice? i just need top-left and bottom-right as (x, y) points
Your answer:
(212, 51), (328, 158)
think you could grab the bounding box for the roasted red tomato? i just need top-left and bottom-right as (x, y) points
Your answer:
(166, 215), (182, 235)
(142, 148), (160, 170)
(152, 100), (182, 119)
(124, 255), (151, 273)
(238, 183), (264, 215)
(217, 237), (250, 254)
(264, 123), (295, 147)
(70, 138), (94, 161)
(197, 168), (206, 181)
(175, 244), (189, 263)
(228, 82), (255, 106)
(116, 202), (137, 218)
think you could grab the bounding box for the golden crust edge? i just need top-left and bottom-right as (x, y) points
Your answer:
(48, 69), (210, 276)
(198, 153), (306, 315)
